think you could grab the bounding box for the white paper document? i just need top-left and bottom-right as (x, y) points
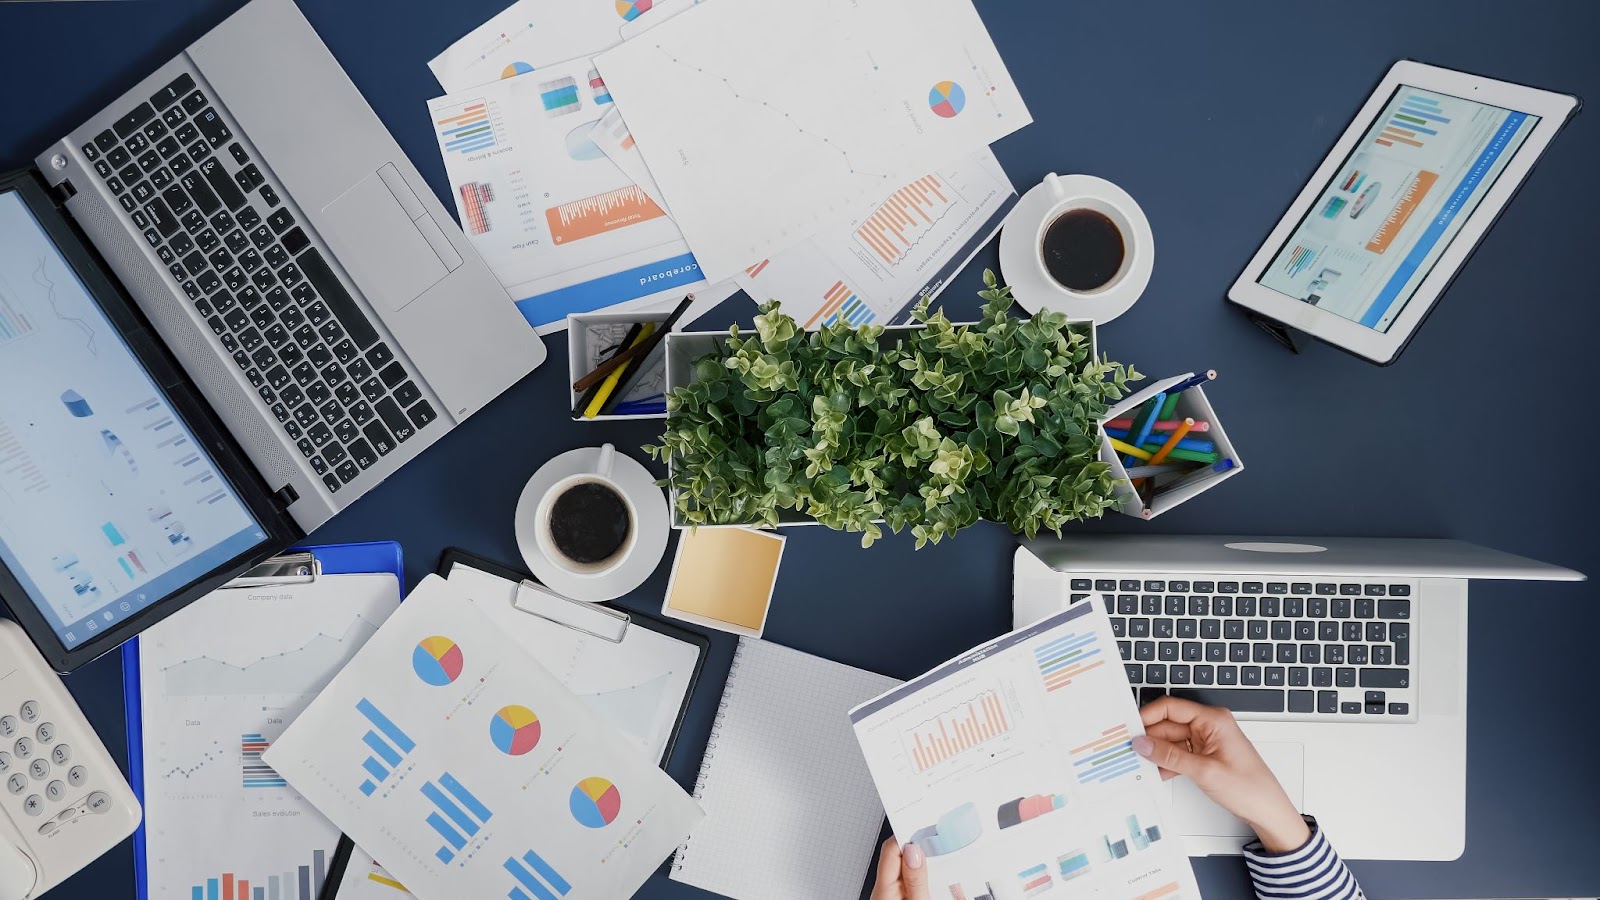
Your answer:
(737, 150), (1016, 329)
(427, 57), (709, 334)
(429, 0), (648, 93)
(596, 0), (1032, 281)
(850, 603), (1201, 900)
(264, 575), (703, 900)
(136, 573), (401, 900)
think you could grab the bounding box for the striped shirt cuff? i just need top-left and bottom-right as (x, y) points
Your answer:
(1243, 816), (1366, 900)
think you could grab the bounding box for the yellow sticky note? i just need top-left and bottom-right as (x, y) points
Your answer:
(663, 527), (785, 634)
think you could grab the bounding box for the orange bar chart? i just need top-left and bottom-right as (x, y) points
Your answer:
(905, 689), (1011, 772)
(854, 176), (954, 266)
(545, 185), (666, 243)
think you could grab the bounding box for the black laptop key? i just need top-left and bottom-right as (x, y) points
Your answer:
(1133, 641), (1154, 661)
(181, 209), (205, 232)
(333, 418), (360, 444)
(1217, 665), (1237, 685)
(307, 423), (333, 448)
(1139, 595), (1160, 615)
(1294, 622), (1315, 641)
(114, 101), (156, 138)
(1372, 646), (1392, 666)
(1276, 644), (1296, 664)
(1317, 690), (1339, 714)
(1388, 703), (1409, 716)
(293, 324), (317, 348)
(1175, 619), (1195, 639)
(1283, 597), (1303, 617)
(291, 404), (317, 428)
(1157, 642), (1177, 661)
(1241, 666), (1262, 686)
(279, 384), (303, 408)
(1193, 665), (1214, 685)
(1325, 644), (1344, 665)
(218, 308), (245, 332)
(1270, 621), (1290, 641)
(1236, 596), (1257, 616)
(1349, 645), (1368, 665)
(1360, 667), (1409, 689)
(118, 163), (143, 185)
(251, 346), (276, 370)
(279, 226), (310, 255)
(374, 398), (413, 442)
(169, 231), (193, 258)
(1252, 643), (1272, 663)
(250, 268), (276, 291)
(180, 171), (221, 216)
(143, 198), (179, 237)
(222, 266), (246, 291)
(210, 210), (235, 233)
(364, 421), (396, 456)
(239, 248), (263, 274)
(1336, 668), (1357, 687)
(1390, 623), (1410, 665)
(137, 149), (162, 174)
(348, 439), (377, 470)
(225, 229), (250, 254)
(332, 460), (357, 486)
(200, 158), (247, 211)
(245, 368), (264, 389)
(1164, 595), (1185, 616)
(1260, 596), (1279, 617)
(1228, 642), (1248, 662)
(1378, 600), (1410, 620)
(1342, 622), (1362, 642)
(1317, 622), (1338, 642)
(306, 343), (333, 369)
(1312, 667), (1332, 687)
(127, 134), (151, 156)
(195, 108), (232, 148)
(278, 343), (304, 368)
(1265, 582), (1287, 595)
(237, 327), (262, 352)
(93, 158), (113, 178)
(305, 382), (332, 406)
(264, 245), (290, 270)
(1389, 584), (1411, 597)
(1365, 622), (1386, 643)
(1264, 667), (1285, 687)
(244, 304), (271, 330)
(1153, 619), (1173, 640)
(1307, 597), (1327, 618)
(392, 381), (422, 409)
(1287, 689), (1313, 713)
(260, 185), (280, 207)
(251, 225), (275, 251)
(1288, 667), (1308, 687)
(1224, 620), (1243, 640)
(291, 361), (317, 386)
(1299, 644), (1319, 664)
(1247, 621), (1267, 641)
(407, 401), (436, 430)
(296, 249), (378, 348)
(1168, 665), (1190, 685)
(1170, 688), (1284, 714)
(233, 164), (264, 193)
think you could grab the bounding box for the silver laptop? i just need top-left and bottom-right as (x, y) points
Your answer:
(1012, 535), (1584, 861)
(0, 0), (543, 669)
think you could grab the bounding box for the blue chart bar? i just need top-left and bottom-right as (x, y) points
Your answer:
(505, 849), (572, 900)
(1076, 738), (1139, 783)
(207, 878), (219, 900)
(424, 774), (493, 864)
(193, 887), (203, 900)
(1399, 106), (1450, 123)
(357, 698), (414, 796)
(1406, 94), (1441, 107)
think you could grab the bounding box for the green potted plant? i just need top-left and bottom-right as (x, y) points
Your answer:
(646, 271), (1142, 547)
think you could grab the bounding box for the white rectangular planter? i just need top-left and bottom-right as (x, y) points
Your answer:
(662, 319), (1098, 529)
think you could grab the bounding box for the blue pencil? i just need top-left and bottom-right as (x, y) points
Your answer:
(1125, 393), (1166, 465)
(1102, 429), (1217, 454)
(1166, 370), (1217, 394)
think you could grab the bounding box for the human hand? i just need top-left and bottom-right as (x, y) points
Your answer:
(1133, 696), (1310, 853)
(870, 837), (929, 900)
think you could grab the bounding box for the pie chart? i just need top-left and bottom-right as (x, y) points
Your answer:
(501, 61), (534, 79)
(491, 705), (542, 755)
(412, 636), (464, 686)
(615, 0), (652, 21)
(569, 777), (622, 828)
(929, 81), (966, 119)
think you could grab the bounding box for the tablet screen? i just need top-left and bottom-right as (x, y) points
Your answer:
(0, 189), (268, 649)
(1256, 86), (1539, 332)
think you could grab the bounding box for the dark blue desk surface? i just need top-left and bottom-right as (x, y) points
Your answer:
(4, 0), (1598, 897)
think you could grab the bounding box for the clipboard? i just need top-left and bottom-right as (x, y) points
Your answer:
(318, 547), (710, 900)
(122, 541), (404, 900)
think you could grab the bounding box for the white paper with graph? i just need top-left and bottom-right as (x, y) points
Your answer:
(262, 575), (703, 900)
(426, 55), (706, 335)
(736, 150), (1015, 329)
(135, 573), (402, 900)
(428, 0), (652, 93)
(595, 0), (1032, 281)
(849, 603), (1200, 900)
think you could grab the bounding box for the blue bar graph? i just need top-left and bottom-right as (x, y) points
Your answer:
(207, 878), (219, 900)
(505, 849), (572, 900)
(424, 773), (493, 864)
(356, 698), (414, 796)
(193, 888), (203, 900)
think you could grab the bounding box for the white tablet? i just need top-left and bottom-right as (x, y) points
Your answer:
(1228, 60), (1578, 364)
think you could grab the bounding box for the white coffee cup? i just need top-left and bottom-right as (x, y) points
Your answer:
(535, 444), (638, 578)
(1033, 172), (1141, 296)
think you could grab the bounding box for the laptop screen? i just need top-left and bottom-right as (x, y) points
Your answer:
(0, 189), (267, 649)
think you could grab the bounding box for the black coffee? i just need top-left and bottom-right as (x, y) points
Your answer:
(549, 482), (630, 565)
(1041, 208), (1125, 292)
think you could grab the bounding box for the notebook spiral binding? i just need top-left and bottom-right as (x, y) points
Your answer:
(673, 639), (747, 872)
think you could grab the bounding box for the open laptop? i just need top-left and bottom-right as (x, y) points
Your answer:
(1012, 535), (1584, 861)
(0, 0), (545, 671)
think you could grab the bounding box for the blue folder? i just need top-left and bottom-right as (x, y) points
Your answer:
(121, 541), (404, 900)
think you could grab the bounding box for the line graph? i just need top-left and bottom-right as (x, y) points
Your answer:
(160, 614), (382, 697)
(33, 256), (97, 356)
(161, 739), (225, 782)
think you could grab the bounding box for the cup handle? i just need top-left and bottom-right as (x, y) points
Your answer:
(595, 443), (616, 478)
(1045, 172), (1062, 199)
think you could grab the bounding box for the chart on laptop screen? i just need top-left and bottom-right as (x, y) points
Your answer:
(0, 191), (264, 646)
(1256, 87), (1539, 331)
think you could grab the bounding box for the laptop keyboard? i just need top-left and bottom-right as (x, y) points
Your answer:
(1071, 575), (1417, 721)
(79, 73), (438, 496)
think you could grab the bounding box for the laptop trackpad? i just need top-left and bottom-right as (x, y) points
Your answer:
(319, 169), (447, 313)
(1173, 741), (1305, 838)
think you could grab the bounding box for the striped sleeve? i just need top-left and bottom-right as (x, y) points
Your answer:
(1242, 816), (1366, 900)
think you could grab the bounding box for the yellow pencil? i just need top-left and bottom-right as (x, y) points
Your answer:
(584, 322), (656, 418)
(1148, 418), (1196, 465)
(1109, 438), (1153, 461)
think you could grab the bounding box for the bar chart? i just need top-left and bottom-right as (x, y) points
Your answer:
(503, 848), (572, 900)
(188, 849), (326, 900)
(545, 185), (666, 244)
(435, 101), (497, 155)
(357, 698), (415, 797)
(1016, 862), (1051, 897)
(1070, 723), (1140, 785)
(1032, 628), (1104, 692)
(1056, 849), (1091, 882)
(240, 733), (286, 789)
(804, 280), (875, 329)
(902, 689), (1012, 772)
(853, 175), (956, 266)
(459, 182), (495, 235)
(1098, 812), (1163, 862)
(1285, 245), (1316, 278)
(0, 289), (35, 346)
(1378, 93), (1450, 149)
(422, 773), (494, 864)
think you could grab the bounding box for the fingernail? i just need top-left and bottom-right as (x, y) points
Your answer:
(1132, 735), (1154, 757)
(904, 842), (924, 869)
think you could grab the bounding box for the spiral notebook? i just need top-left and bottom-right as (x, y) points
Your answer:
(671, 638), (900, 900)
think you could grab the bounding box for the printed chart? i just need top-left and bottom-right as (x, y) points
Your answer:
(903, 689), (1012, 772)
(427, 0), (652, 93)
(137, 574), (400, 900)
(1071, 724), (1140, 786)
(1033, 627), (1104, 692)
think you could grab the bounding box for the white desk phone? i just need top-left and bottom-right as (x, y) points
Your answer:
(0, 619), (140, 900)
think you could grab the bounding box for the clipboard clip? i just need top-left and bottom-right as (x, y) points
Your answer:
(513, 579), (630, 643)
(224, 551), (321, 589)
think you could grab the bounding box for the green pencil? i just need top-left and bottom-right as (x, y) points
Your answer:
(1158, 392), (1182, 419)
(1137, 445), (1221, 464)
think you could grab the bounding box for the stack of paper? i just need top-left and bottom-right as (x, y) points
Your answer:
(425, 0), (1027, 333)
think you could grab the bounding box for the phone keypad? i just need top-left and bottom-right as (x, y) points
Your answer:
(0, 698), (98, 833)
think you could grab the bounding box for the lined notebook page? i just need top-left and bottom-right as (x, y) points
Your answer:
(672, 638), (900, 900)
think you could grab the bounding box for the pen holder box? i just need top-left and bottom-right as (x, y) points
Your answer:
(568, 311), (670, 421)
(1101, 372), (1243, 520)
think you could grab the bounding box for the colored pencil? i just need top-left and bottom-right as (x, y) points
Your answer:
(571, 321), (643, 418)
(1104, 417), (1210, 432)
(1166, 370), (1218, 394)
(1139, 446), (1219, 465)
(572, 294), (694, 391)
(583, 323), (655, 418)
(1158, 392), (1182, 419)
(1109, 438), (1153, 461)
(1148, 418), (1196, 465)
(1125, 393), (1165, 465)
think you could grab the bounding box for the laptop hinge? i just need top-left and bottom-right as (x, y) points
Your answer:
(273, 484), (299, 508)
(48, 178), (77, 206)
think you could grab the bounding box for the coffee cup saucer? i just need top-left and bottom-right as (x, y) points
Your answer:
(999, 174), (1154, 324)
(514, 446), (671, 602)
